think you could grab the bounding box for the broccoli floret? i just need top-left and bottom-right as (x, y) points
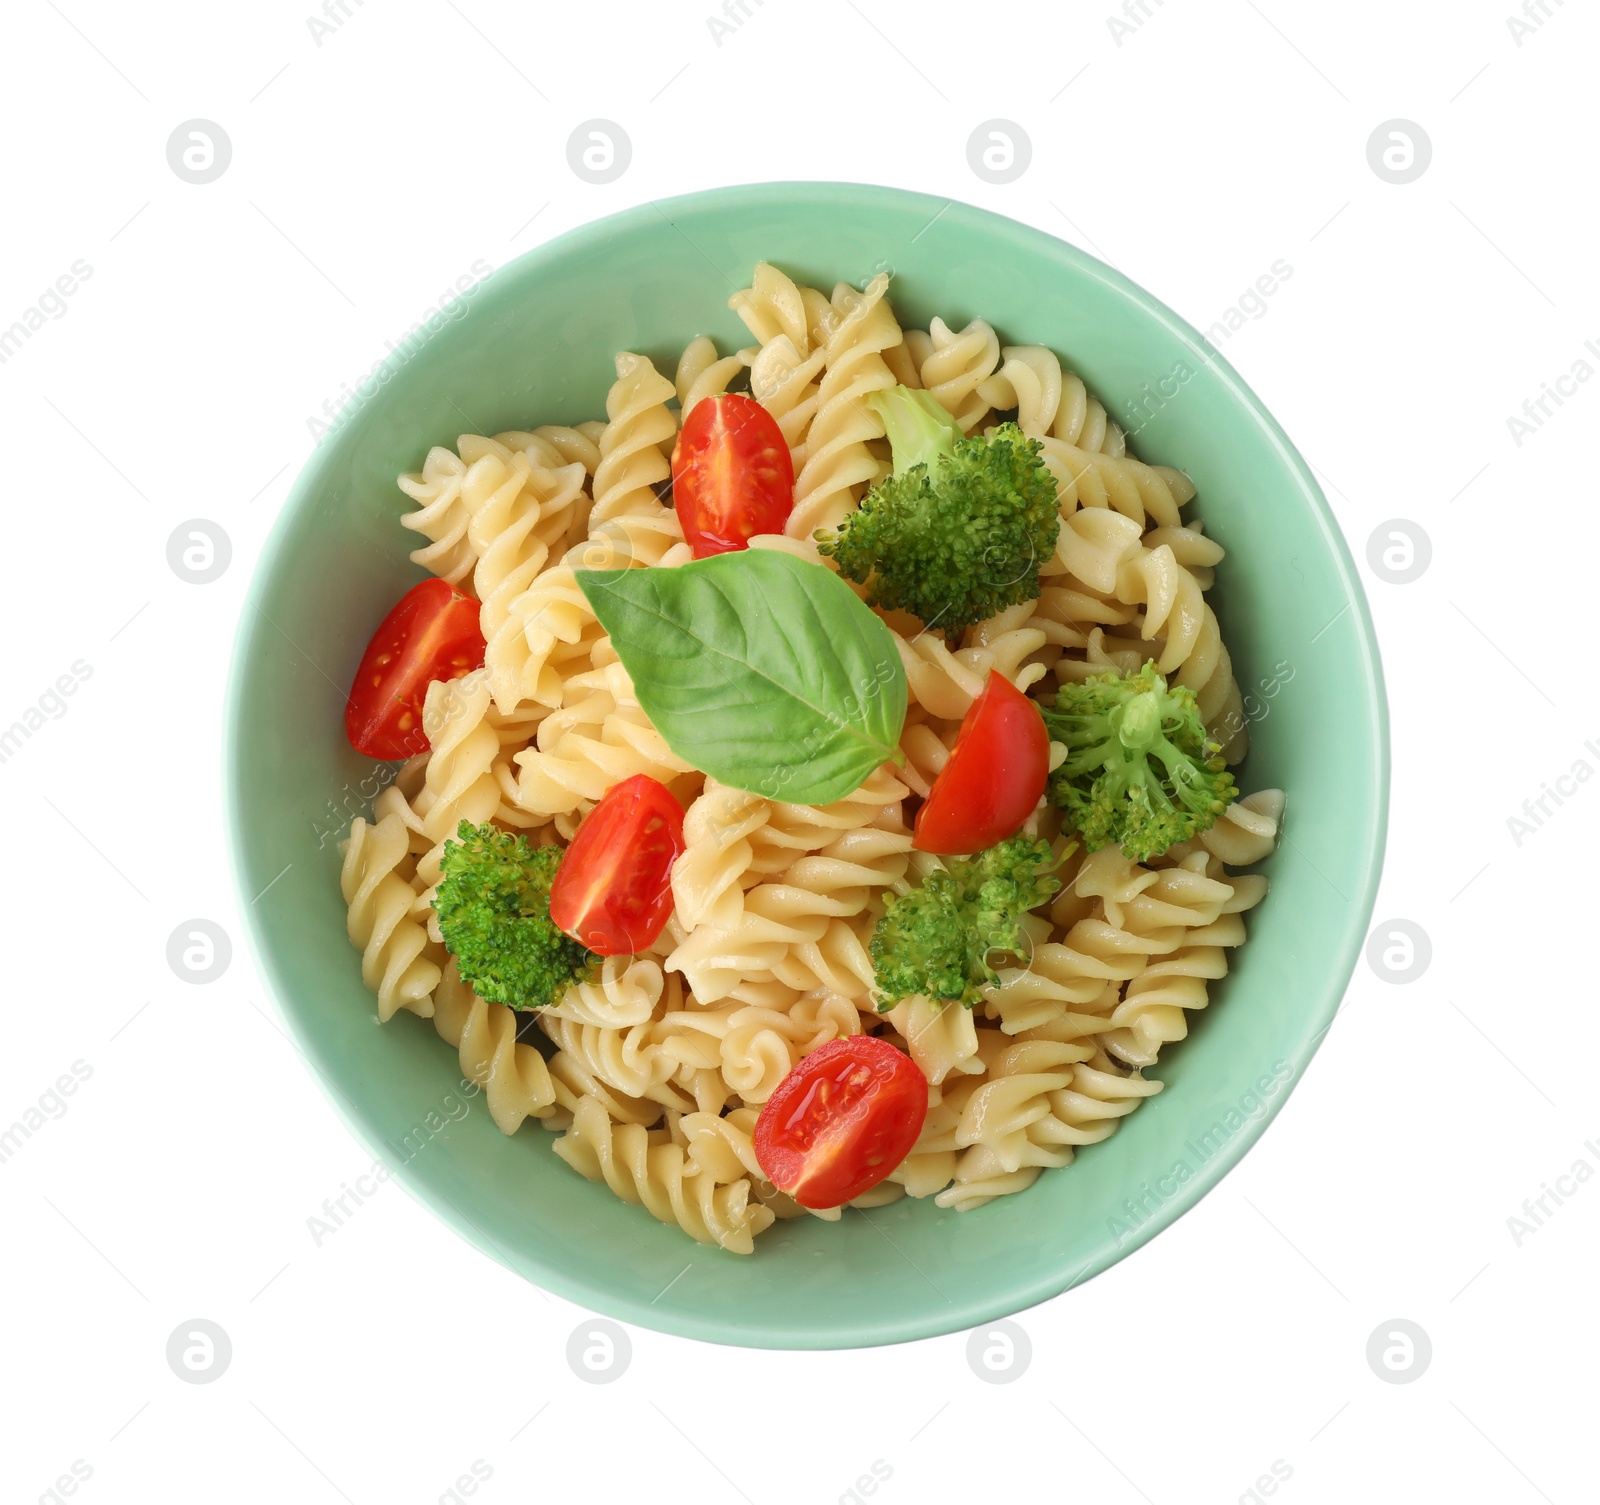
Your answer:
(870, 835), (1061, 1011)
(433, 821), (597, 1010)
(1040, 662), (1236, 863)
(816, 385), (1060, 641)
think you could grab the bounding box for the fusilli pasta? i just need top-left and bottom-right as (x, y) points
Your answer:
(337, 263), (1281, 1255)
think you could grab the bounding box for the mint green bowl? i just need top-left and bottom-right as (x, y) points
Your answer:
(226, 183), (1387, 1349)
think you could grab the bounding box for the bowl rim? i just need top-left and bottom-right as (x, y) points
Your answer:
(224, 179), (1390, 1349)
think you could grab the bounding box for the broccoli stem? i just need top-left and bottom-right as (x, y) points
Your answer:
(865, 386), (961, 476)
(1116, 688), (1162, 750)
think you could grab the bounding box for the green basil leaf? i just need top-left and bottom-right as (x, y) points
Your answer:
(575, 549), (908, 805)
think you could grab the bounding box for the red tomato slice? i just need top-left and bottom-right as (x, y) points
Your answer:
(753, 1037), (928, 1209)
(913, 671), (1050, 855)
(671, 393), (794, 557)
(548, 774), (687, 956)
(345, 578), (486, 759)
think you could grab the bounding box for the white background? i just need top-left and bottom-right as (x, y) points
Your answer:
(1, 1), (1594, 1501)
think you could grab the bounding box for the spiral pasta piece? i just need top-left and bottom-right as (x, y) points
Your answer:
(890, 603), (1051, 720)
(431, 961), (558, 1133)
(378, 669), (540, 891)
(462, 444), (588, 714)
(883, 996), (983, 1084)
(896, 707), (954, 798)
(977, 344), (1061, 437)
(543, 953), (669, 1029)
(520, 423), (604, 475)
(1193, 789), (1285, 866)
(1113, 541), (1247, 758)
(1054, 371), (1127, 455)
(745, 764), (910, 869)
(786, 273), (904, 539)
(553, 1095), (776, 1253)
(539, 1012), (702, 1113)
(675, 335), (744, 424)
(397, 446), (477, 585)
(510, 656), (699, 818)
(729, 262), (818, 352)
(698, 790), (908, 1000)
(918, 316), (1001, 433)
(976, 345), (1127, 455)
(770, 914), (880, 1003)
(507, 564), (603, 710)
(1041, 442), (1193, 530)
(672, 781), (772, 931)
(748, 335), (827, 469)
(591, 352), (676, 525)
(729, 263), (835, 467)
(718, 992), (861, 1104)
(340, 813), (441, 1022)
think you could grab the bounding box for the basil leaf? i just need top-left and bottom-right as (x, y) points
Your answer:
(575, 549), (908, 805)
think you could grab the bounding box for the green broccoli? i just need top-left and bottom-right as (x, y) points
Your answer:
(870, 835), (1061, 1011)
(816, 385), (1060, 641)
(1040, 662), (1236, 863)
(433, 820), (597, 1010)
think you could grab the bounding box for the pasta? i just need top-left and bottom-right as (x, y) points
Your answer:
(340, 812), (441, 1022)
(917, 316), (1001, 433)
(786, 273), (904, 539)
(432, 960), (560, 1133)
(338, 263), (1282, 1254)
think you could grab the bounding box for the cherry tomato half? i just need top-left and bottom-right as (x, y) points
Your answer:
(345, 578), (486, 759)
(548, 774), (687, 956)
(753, 1036), (928, 1210)
(671, 393), (794, 557)
(913, 671), (1050, 855)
